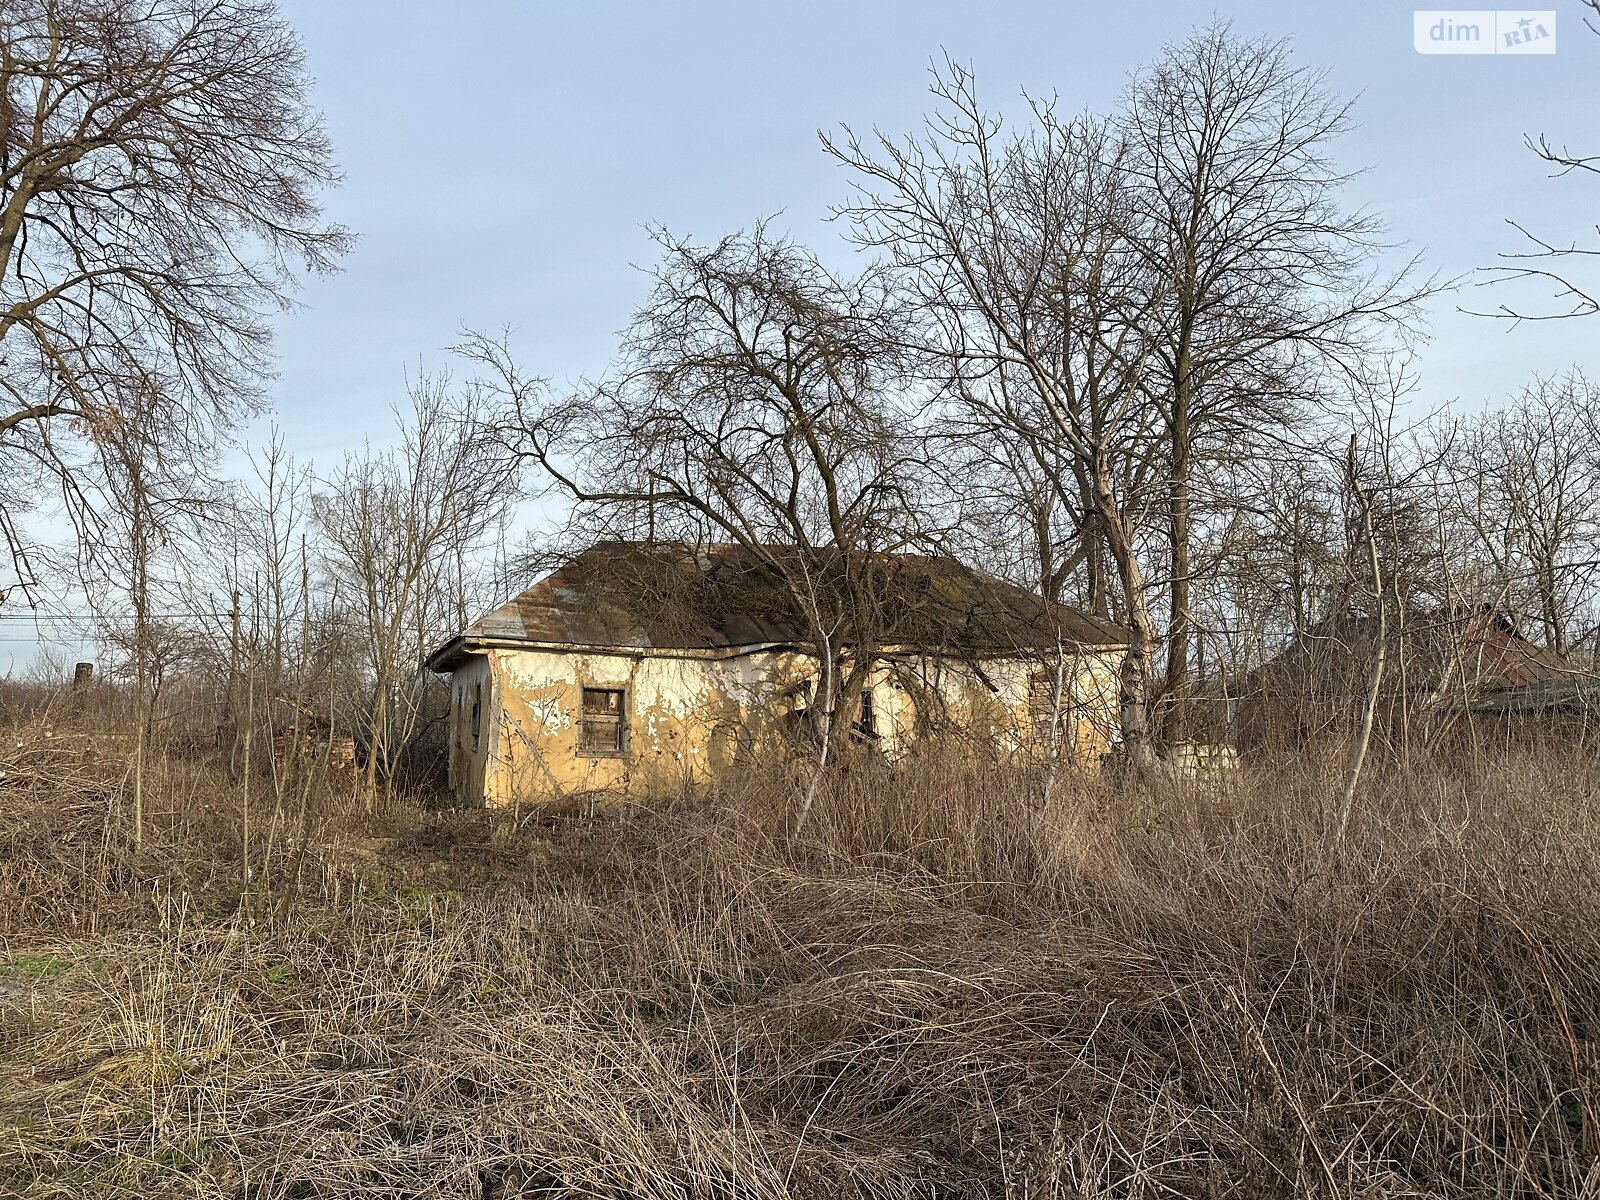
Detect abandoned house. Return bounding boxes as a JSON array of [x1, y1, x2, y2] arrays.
[[424, 542, 1129, 806], [1223, 606, 1600, 749]]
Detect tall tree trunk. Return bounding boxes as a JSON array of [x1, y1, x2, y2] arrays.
[[1291, 552, 1307, 645], [1538, 564, 1567, 657], [227, 588, 242, 776], [1165, 346, 1194, 739], [1092, 452, 1159, 775], [1085, 517, 1109, 619], [1034, 500, 1059, 603], [795, 647, 877, 834], [1329, 443, 1386, 861], [364, 677, 387, 813], [1116, 591, 1160, 775], [822, 653, 876, 766], [1075, 464, 1111, 618], [129, 450, 150, 852]]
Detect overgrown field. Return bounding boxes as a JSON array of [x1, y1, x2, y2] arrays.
[[2, 722, 1598, 1198]]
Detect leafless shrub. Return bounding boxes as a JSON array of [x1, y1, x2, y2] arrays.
[[3, 720, 1598, 1197]]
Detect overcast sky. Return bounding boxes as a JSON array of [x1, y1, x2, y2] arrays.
[[267, 0, 1597, 456], [5, 0, 1597, 670]]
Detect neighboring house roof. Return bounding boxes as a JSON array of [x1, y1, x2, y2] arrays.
[[426, 541, 1127, 671], [1240, 606, 1597, 710], [1468, 673, 1600, 714]]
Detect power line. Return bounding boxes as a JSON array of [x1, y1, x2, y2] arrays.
[[0, 610, 461, 630]]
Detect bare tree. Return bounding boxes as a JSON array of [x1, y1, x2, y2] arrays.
[[935, 420, 1099, 611], [1435, 370, 1600, 658], [0, 0, 350, 598], [466, 227, 934, 822], [1207, 453, 1344, 666], [1471, 2, 1598, 320], [91, 381, 213, 844], [825, 66, 1172, 773], [1328, 434, 1386, 859], [204, 430, 331, 775], [315, 375, 515, 806], [1119, 23, 1428, 732]]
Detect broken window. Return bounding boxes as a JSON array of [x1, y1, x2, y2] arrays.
[[855, 688, 878, 739], [579, 687, 626, 755], [470, 682, 482, 750]]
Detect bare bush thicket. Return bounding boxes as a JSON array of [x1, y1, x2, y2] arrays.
[[2, 722, 1598, 1198], [315, 375, 518, 805], [5, 11, 1600, 1197], [466, 228, 938, 823]]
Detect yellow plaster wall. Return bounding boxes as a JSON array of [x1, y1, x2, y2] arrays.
[[450, 644, 1125, 807], [873, 651, 1122, 766], [463, 647, 818, 806], [446, 654, 494, 805]]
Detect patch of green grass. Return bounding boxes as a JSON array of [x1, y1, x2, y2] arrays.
[[2, 952, 73, 981], [263, 964, 296, 988], [395, 887, 464, 925], [397, 885, 461, 907], [151, 1135, 220, 1172], [201, 886, 246, 922]]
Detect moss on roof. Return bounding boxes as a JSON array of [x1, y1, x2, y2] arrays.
[[428, 541, 1127, 669]]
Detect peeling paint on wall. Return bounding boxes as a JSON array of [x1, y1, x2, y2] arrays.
[[445, 645, 1125, 807]]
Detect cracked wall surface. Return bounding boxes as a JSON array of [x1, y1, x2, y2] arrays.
[[445, 645, 1124, 806]]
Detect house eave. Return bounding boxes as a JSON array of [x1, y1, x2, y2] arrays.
[[423, 635, 476, 673], [425, 636, 814, 672], [425, 634, 1128, 675]]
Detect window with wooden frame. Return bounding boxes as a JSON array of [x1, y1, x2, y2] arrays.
[[579, 687, 627, 755]]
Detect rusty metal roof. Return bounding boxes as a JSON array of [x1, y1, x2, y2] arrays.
[[426, 541, 1128, 670], [1246, 607, 1585, 698]]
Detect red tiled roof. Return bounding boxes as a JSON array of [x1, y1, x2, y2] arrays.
[[1248, 607, 1583, 698]]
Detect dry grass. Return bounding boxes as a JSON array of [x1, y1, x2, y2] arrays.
[[2, 720, 1599, 1197]]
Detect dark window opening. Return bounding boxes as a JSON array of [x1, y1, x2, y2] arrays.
[[580, 687, 626, 755], [470, 682, 482, 750], [780, 681, 819, 744], [855, 688, 878, 739]]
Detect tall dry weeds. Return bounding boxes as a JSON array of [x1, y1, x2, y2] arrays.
[[2, 719, 1598, 1197]]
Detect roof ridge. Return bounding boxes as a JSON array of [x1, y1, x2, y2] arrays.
[[426, 541, 1130, 671]]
